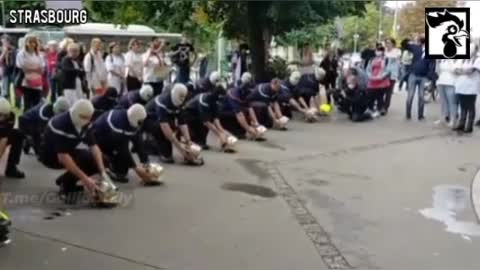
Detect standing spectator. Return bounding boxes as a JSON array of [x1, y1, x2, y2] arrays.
[[436, 59, 458, 127], [61, 43, 86, 106], [405, 35, 436, 121], [55, 37, 74, 97], [83, 38, 107, 96], [16, 35, 45, 111], [366, 46, 391, 117], [105, 42, 126, 95], [125, 38, 143, 91], [231, 43, 249, 86], [0, 35, 19, 107], [453, 43, 480, 133], [143, 37, 167, 96], [361, 42, 376, 69], [46, 40, 59, 102], [320, 50, 338, 104], [171, 36, 196, 84], [384, 38, 401, 114], [399, 38, 413, 91]]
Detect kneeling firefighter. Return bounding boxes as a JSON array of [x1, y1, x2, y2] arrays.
[[92, 104, 159, 184], [144, 83, 204, 165], [38, 99, 117, 205], [19, 97, 70, 155]]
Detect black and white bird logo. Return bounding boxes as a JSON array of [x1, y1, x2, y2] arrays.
[[426, 9, 469, 59]]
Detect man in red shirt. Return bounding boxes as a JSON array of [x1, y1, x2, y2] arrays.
[[46, 40, 59, 102]]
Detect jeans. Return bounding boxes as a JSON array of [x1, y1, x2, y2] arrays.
[[406, 74, 427, 119], [456, 94, 477, 130], [398, 66, 410, 90], [368, 88, 386, 112], [48, 75, 57, 102], [437, 84, 457, 123], [2, 72, 13, 98]]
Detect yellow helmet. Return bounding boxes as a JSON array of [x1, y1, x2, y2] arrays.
[[319, 103, 332, 114]]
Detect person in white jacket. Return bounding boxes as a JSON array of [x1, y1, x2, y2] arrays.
[[436, 59, 458, 127], [453, 43, 480, 133], [105, 42, 126, 95], [83, 38, 107, 96]]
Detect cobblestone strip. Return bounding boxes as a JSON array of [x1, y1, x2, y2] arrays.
[[266, 165, 353, 269]]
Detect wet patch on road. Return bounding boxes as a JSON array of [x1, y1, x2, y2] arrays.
[[221, 182, 277, 198], [419, 185, 480, 238], [236, 159, 271, 180]]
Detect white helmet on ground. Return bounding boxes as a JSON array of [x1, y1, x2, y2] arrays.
[[171, 83, 188, 107], [69, 99, 94, 129], [289, 71, 301, 86], [209, 71, 221, 85], [127, 103, 147, 128], [241, 72, 252, 84], [0, 97, 11, 115], [315, 67, 326, 81], [139, 84, 154, 101], [53, 96, 70, 114]]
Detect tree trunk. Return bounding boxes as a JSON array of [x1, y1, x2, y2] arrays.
[[247, 1, 269, 83]]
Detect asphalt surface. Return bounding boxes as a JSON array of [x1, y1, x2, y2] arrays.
[[1, 91, 480, 270]]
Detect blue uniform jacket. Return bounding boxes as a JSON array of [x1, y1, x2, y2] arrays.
[[224, 84, 252, 114], [184, 92, 220, 123], [146, 93, 185, 124], [117, 90, 145, 109], [246, 83, 279, 105], [21, 102, 54, 127]]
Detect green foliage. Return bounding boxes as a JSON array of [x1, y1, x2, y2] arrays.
[[3, 0, 46, 27], [341, 2, 393, 51], [265, 57, 288, 81], [276, 23, 335, 48]]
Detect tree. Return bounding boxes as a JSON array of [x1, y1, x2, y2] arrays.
[[398, 0, 460, 40], [342, 2, 394, 52], [203, 1, 366, 82], [2, 0, 46, 27]]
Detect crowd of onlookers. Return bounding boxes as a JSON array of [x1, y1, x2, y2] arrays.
[[0, 34, 199, 111]]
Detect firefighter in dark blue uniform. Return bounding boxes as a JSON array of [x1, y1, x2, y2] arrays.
[[0, 98, 25, 178], [117, 84, 154, 109], [183, 84, 232, 151], [246, 78, 287, 129], [92, 104, 153, 183], [219, 72, 261, 139], [193, 71, 221, 97], [279, 71, 313, 119], [144, 83, 201, 165], [91, 87, 119, 120], [19, 97, 70, 155], [297, 67, 326, 112], [38, 99, 107, 203]]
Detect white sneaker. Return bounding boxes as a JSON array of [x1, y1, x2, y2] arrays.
[[371, 111, 380, 118], [448, 121, 455, 128], [434, 120, 443, 126]]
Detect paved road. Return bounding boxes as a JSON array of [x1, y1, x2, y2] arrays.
[[1, 92, 480, 270]]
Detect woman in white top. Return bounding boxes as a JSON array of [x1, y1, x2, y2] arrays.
[[125, 38, 143, 91], [16, 35, 45, 111], [83, 38, 108, 96], [143, 37, 168, 95], [384, 38, 401, 113], [435, 59, 457, 127], [453, 43, 480, 133], [105, 42, 126, 95]]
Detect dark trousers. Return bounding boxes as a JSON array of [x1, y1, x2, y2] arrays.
[[175, 67, 190, 84], [384, 80, 395, 111], [185, 118, 209, 146], [4, 129, 23, 171], [325, 80, 335, 104], [219, 110, 248, 138], [22, 87, 42, 111], [143, 118, 175, 158], [457, 94, 477, 130], [368, 88, 386, 112], [100, 142, 136, 177], [126, 75, 142, 92], [48, 149, 98, 193], [250, 102, 273, 128], [48, 75, 57, 102], [18, 116, 42, 155], [145, 81, 164, 96]]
